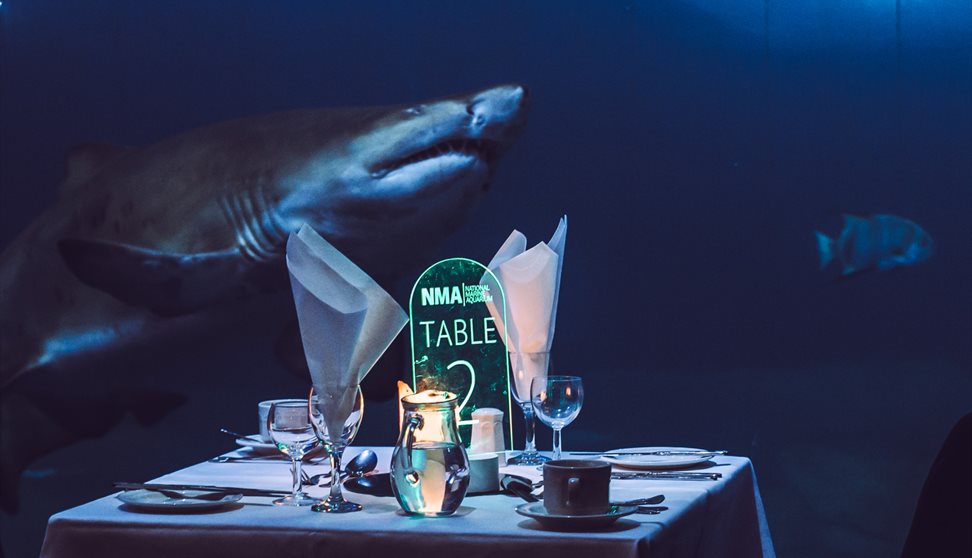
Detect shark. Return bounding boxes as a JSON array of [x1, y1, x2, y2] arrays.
[[0, 84, 529, 512]]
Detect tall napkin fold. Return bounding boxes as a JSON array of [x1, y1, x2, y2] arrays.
[[286, 224, 408, 438], [482, 216, 567, 386]]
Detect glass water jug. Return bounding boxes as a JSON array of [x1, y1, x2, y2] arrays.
[[390, 390, 470, 516]]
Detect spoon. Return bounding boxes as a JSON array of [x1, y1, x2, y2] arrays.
[[303, 449, 378, 486], [501, 475, 539, 502], [614, 495, 665, 506], [635, 505, 669, 515]]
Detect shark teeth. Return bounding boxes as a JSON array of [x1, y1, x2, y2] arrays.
[[372, 139, 495, 178]]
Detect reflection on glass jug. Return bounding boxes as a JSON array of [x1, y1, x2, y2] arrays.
[[390, 390, 470, 516]]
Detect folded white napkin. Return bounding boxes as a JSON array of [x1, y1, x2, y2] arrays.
[[286, 224, 408, 438], [482, 217, 567, 395]]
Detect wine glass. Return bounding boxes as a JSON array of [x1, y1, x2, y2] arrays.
[[267, 400, 321, 506], [507, 351, 551, 465], [308, 385, 365, 513], [531, 375, 584, 461]]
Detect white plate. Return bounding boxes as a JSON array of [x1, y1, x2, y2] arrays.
[[515, 502, 638, 531], [601, 447, 714, 470], [235, 436, 278, 454], [235, 435, 326, 456], [116, 489, 242, 511]]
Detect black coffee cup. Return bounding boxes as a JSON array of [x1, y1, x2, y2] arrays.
[[542, 459, 611, 516]]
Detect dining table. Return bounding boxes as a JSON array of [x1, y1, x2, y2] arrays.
[[39, 446, 775, 558]]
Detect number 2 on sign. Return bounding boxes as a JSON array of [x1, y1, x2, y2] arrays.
[[447, 360, 476, 426]]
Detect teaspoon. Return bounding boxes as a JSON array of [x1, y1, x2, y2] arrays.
[[303, 449, 378, 486]]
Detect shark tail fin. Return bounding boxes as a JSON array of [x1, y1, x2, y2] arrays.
[[815, 231, 836, 270]]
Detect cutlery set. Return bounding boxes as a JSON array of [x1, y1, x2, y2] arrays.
[[114, 482, 288, 498], [572, 450, 727, 458], [118, 440, 725, 512], [612, 471, 723, 481]]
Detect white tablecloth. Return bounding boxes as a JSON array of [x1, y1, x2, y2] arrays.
[[40, 448, 774, 558]]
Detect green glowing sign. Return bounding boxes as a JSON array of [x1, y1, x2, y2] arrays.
[[409, 258, 512, 449]]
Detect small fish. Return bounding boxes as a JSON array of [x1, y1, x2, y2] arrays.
[[815, 214, 933, 276]]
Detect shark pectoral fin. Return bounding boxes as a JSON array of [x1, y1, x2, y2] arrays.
[[58, 238, 253, 317]]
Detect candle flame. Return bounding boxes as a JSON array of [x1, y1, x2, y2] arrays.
[[397, 380, 414, 432]]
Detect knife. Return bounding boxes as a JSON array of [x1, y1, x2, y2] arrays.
[[612, 472, 722, 481], [571, 450, 727, 457], [114, 482, 289, 497]]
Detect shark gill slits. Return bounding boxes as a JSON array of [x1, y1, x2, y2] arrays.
[[256, 185, 289, 247], [218, 195, 251, 262], [241, 190, 274, 258], [221, 190, 280, 264], [234, 198, 264, 263]]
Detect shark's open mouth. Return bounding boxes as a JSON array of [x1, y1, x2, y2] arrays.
[[371, 139, 497, 178]]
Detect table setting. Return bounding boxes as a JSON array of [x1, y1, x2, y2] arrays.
[[40, 219, 775, 558]]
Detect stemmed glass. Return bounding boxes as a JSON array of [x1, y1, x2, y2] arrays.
[[267, 400, 321, 506], [308, 385, 365, 513], [531, 375, 584, 461], [508, 352, 551, 465]]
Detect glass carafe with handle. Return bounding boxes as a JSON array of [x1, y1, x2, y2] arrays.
[[391, 391, 470, 516]]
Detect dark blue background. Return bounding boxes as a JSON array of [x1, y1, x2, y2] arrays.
[[1, 1, 970, 556]]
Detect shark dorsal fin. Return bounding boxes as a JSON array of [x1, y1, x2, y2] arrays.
[[62, 144, 132, 193]]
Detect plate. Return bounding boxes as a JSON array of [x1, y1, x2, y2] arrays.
[[116, 489, 243, 511], [235, 436, 326, 457], [515, 502, 637, 531], [601, 447, 714, 470], [235, 436, 278, 454]]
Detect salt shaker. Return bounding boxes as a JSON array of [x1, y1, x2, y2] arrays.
[[470, 408, 505, 454]]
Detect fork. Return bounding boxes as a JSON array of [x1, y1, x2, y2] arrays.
[[156, 489, 230, 501]]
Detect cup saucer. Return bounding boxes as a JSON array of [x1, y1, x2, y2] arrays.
[[514, 502, 637, 531]]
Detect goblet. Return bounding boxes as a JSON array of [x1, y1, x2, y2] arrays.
[[308, 385, 365, 513], [267, 400, 321, 506], [531, 375, 584, 461], [507, 352, 550, 465]]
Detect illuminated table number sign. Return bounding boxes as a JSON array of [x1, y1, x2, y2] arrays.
[[409, 258, 512, 449]]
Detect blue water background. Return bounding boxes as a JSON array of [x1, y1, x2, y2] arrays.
[[1, 1, 970, 556]]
